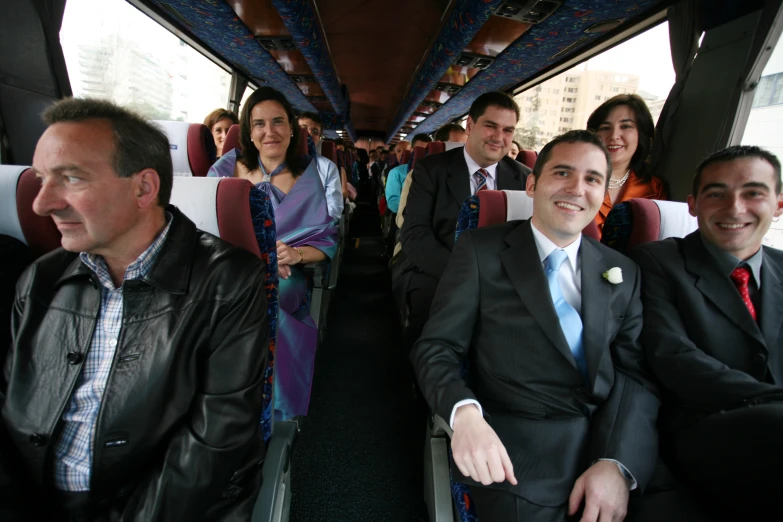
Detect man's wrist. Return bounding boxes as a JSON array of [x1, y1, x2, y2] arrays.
[[453, 403, 482, 429]]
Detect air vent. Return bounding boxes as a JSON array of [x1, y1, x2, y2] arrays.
[[257, 36, 296, 51], [290, 74, 316, 83], [413, 111, 428, 118], [492, 0, 563, 24], [159, 3, 194, 28], [435, 82, 463, 95], [584, 18, 625, 34], [550, 36, 590, 60], [421, 100, 443, 109], [454, 52, 495, 70], [307, 95, 328, 103]]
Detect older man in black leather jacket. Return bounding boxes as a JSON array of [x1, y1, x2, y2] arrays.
[[0, 98, 269, 522]]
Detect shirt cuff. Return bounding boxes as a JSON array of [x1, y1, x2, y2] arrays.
[[597, 459, 638, 491], [450, 400, 483, 430]]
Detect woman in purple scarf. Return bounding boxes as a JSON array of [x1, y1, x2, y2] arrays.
[[208, 87, 337, 419]]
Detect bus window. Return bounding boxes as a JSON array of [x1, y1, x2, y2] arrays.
[[238, 83, 257, 116], [60, 0, 231, 122], [743, 40, 783, 250], [513, 22, 675, 152]]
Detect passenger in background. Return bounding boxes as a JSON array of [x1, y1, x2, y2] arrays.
[[434, 122, 467, 143], [586, 94, 667, 235], [398, 92, 530, 355], [203, 108, 238, 158], [208, 87, 338, 419], [412, 130, 659, 522], [393, 140, 412, 168], [508, 139, 521, 159], [297, 111, 344, 221], [629, 146, 783, 519], [2, 98, 268, 521]]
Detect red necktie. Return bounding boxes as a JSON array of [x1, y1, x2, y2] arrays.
[[730, 266, 757, 322], [474, 168, 488, 193]]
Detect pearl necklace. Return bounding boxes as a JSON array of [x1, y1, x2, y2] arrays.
[[608, 169, 630, 190]]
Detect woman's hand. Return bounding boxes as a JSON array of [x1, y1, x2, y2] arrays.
[[276, 240, 300, 266]]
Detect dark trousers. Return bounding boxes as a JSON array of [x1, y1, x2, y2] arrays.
[[666, 402, 783, 519], [470, 486, 578, 522], [403, 276, 438, 355]]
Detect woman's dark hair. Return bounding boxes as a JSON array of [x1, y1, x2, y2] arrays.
[[203, 108, 238, 130], [239, 87, 303, 177], [586, 94, 655, 182]]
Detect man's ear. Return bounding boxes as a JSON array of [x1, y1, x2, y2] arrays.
[[687, 194, 697, 217], [525, 172, 536, 195], [775, 191, 783, 218], [134, 168, 161, 209]]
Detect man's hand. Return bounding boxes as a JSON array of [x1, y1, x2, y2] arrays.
[[451, 405, 517, 486], [568, 460, 630, 522]]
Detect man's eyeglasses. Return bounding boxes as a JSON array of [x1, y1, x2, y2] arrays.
[[300, 125, 321, 136]]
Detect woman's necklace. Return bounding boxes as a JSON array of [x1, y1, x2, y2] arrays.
[[608, 169, 630, 190], [258, 155, 287, 182]]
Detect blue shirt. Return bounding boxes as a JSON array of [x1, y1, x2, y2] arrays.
[[52, 213, 173, 491], [385, 164, 409, 213]]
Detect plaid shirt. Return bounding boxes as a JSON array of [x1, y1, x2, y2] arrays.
[[53, 215, 172, 491]]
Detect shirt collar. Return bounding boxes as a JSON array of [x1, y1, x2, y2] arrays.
[[463, 146, 498, 180], [530, 221, 581, 271], [701, 234, 763, 287], [80, 212, 174, 289]]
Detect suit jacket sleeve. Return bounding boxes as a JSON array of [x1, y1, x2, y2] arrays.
[[120, 264, 269, 521], [588, 262, 660, 490], [631, 245, 781, 409], [410, 231, 480, 421], [400, 160, 455, 278]]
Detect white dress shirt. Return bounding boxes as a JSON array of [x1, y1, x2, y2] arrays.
[[315, 155, 344, 222], [463, 147, 498, 193]]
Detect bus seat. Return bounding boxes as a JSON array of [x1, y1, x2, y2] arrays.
[[412, 146, 427, 169], [455, 190, 599, 244], [516, 149, 537, 170], [321, 141, 337, 164], [153, 120, 216, 177], [400, 149, 412, 166], [427, 142, 445, 156], [444, 141, 464, 151], [223, 124, 241, 156], [0, 165, 61, 255], [602, 199, 697, 254], [169, 177, 295, 522]]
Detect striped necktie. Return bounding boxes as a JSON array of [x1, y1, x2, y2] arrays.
[[474, 168, 488, 193]]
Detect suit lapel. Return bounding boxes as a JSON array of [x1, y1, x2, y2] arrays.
[[496, 159, 521, 190], [579, 239, 611, 391], [760, 248, 783, 350], [446, 149, 471, 209], [500, 221, 578, 369], [684, 233, 765, 345]]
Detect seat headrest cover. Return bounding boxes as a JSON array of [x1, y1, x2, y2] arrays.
[[15, 168, 62, 253], [170, 177, 220, 237], [0, 165, 27, 244], [215, 178, 262, 258], [517, 150, 538, 170], [427, 142, 445, 156], [444, 142, 464, 151], [187, 123, 216, 177], [504, 190, 535, 221], [298, 127, 309, 157], [154, 120, 195, 177], [401, 149, 412, 165], [654, 199, 698, 240], [321, 141, 337, 163], [477, 190, 508, 228], [412, 146, 427, 168], [223, 124, 241, 157]]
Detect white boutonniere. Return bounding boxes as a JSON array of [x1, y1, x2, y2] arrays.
[[603, 267, 623, 284]]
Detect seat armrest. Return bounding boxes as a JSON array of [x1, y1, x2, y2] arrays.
[[303, 261, 330, 288], [430, 413, 453, 438], [252, 420, 298, 522]]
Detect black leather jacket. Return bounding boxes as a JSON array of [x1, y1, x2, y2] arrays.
[[1, 207, 269, 521]]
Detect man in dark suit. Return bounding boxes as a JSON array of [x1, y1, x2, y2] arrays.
[[398, 92, 530, 352], [412, 130, 659, 521], [629, 145, 783, 518]]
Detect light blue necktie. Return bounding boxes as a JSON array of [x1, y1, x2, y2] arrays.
[[545, 249, 589, 384]]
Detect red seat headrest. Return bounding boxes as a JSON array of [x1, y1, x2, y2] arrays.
[[427, 142, 445, 156], [223, 124, 241, 157]]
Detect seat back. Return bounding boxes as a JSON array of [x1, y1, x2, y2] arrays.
[[170, 177, 278, 442], [602, 198, 698, 254], [0, 165, 61, 255], [153, 121, 216, 177], [444, 141, 464, 151], [516, 149, 538, 170], [223, 124, 241, 156], [411, 146, 427, 169], [427, 142, 446, 156], [456, 189, 600, 243], [400, 149, 412, 166], [321, 141, 337, 164]]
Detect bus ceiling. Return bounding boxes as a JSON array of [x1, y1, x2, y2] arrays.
[[0, 0, 779, 170]]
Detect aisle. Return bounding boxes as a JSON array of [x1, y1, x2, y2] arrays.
[[289, 199, 429, 521]]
